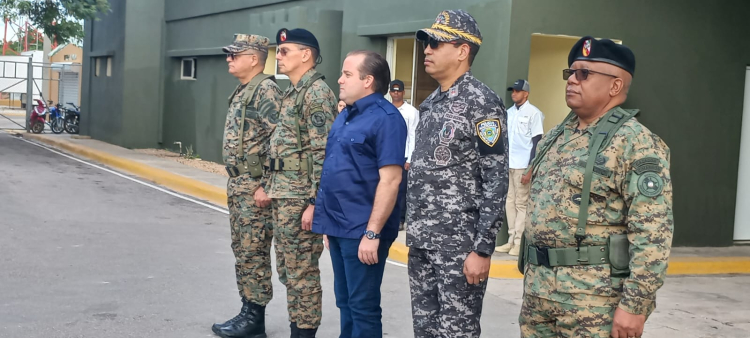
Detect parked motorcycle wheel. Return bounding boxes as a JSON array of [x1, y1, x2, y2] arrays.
[[31, 121, 44, 134], [64, 118, 79, 134], [51, 117, 65, 134]]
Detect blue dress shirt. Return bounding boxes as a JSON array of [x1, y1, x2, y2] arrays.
[[312, 92, 407, 240]]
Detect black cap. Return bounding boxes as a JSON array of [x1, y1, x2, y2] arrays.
[[507, 79, 530, 92], [389, 80, 405, 92], [568, 36, 635, 76], [276, 28, 320, 51]]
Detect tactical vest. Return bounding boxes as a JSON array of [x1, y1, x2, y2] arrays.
[[225, 73, 275, 178], [268, 72, 326, 192], [518, 107, 638, 284]]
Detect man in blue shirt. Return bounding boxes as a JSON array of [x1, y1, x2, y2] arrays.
[[312, 50, 407, 338]]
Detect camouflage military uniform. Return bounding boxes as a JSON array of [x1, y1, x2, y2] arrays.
[[519, 111, 674, 337], [222, 36, 282, 308], [406, 70, 509, 338], [266, 67, 337, 329]]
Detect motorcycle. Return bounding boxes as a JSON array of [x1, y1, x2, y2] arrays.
[[29, 99, 65, 134], [64, 102, 80, 134]]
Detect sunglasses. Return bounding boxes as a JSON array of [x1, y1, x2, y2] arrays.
[[278, 47, 310, 56], [562, 68, 618, 81], [420, 37, 459, 50], [226, 52, 254, 60]]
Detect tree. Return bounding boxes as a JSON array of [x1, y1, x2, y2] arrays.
[[1, 0, 110, 45]]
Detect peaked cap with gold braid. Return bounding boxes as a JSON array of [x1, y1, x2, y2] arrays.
[[416, 9, 483, 47]]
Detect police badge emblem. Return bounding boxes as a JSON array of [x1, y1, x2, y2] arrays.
[[476, 119, 501, 147]]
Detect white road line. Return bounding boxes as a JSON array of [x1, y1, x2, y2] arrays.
[[16, 136, 229, 215], [15, 135, 408, 268]]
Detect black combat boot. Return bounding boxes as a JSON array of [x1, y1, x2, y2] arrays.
[[212, 298, 250, 332], [298, 328, 317, 338], [212, 301, 266, 338], [290, 322, 317, 338], [290, 322, 300, 338]]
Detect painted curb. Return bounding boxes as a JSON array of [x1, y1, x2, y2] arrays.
[[13, 132, 750, 279], [1, 112, 26, 117], [16, 132, 228, 207], [389, 242, 750, 279]]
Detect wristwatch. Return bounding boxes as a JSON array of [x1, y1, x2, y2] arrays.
[[308, 197, 316, 206], [364, 230, 381, 240]]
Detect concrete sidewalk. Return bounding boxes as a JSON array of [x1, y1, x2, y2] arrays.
[[9, 131, 750, 279]]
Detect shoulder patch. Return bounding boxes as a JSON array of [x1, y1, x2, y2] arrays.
[[311, 111, 327, 127], [476, 119, 501, 147], [633, 157, 662, 174], [637, 172, 664, 197]]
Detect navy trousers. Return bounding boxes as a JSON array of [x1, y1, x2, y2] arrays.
[[328, 236, 394, 338]]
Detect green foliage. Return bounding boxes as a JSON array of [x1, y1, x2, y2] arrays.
[[1, 0, 110, 44]]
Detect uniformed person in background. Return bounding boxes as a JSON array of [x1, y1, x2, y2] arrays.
[[212, 34, 281, 338], [265, 28, 337, 338], [518, 36, 674, 338], [407, 10, 509, 338]]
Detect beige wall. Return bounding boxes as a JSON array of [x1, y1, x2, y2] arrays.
[[527, 34, 578, 132], [48, 44, 83, 105], [394, 38, 415, 102]]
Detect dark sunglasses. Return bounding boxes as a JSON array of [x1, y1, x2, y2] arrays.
[[562, 68, 618, 81], [420, 37, 459, 50], [226, 52, 254, 60], [278, 47, 309, 56]]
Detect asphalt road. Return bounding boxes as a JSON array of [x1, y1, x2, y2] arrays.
[[2, 132, 750, 338]]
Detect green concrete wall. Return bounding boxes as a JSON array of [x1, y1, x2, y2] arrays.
[[506, 0, 750, 246], [340, 0, 513, 98], [120, 0, 165, 149], [161, 0, 343, 163], [81, 0, 126, 144]]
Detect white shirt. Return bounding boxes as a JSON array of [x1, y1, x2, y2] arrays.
[[396, 102, 420, 162], [507, 100, 544, 169]]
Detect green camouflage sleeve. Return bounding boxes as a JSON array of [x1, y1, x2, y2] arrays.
[[618, 128, 674, 316], [254, 80, 282, 190], [303, 81, 337, 198]]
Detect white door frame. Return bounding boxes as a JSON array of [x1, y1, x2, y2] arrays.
[[734, 66, 750, 240]]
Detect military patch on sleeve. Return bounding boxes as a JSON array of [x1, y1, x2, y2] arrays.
[[311, 111, 327, 127], [476, 119, 501, 146], [633, 157, 662, 174], [476, 119, 504, 155], [637, 172, 664, 197]]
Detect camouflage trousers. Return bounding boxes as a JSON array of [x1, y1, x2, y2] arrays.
[[228, 193, 274, 306], [272, 198, 324, 329], [408, 248, 487, 338], [519, 294, 617, 338]]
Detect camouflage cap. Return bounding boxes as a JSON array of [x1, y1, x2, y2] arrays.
[[222, 34, 270, 54], [416, 10, 483, 46]]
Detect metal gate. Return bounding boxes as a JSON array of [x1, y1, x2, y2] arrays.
[[0, 56, 73, 131]]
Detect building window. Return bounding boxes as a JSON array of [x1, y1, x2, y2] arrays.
[[265, 47, 288, 79], [106, 57, 112, 77], [64, 55, 70, 61], [181, 58, 197, 80], [95, 58, 101, 77]]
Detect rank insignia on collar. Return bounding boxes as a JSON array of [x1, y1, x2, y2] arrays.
[[476, 119, 501, 147], [449, 87, 458, 98]]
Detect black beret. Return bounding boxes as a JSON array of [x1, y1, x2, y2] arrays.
[[276, 28, 320, 51], [568, 36, 635, 76]]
